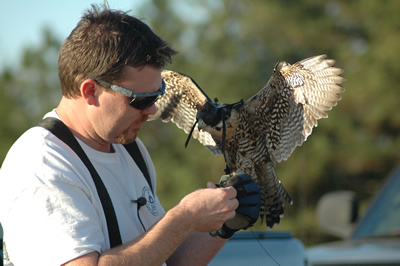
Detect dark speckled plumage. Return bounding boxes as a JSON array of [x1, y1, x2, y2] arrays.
[[149, 55, 345, 228]]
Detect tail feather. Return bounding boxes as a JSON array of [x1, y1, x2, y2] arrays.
[[257, 161, 292, 228]]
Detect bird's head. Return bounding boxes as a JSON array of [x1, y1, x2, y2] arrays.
[[197, 101, 220, 131], [184, 98, 243, 149], [197, 99, 244, 137]]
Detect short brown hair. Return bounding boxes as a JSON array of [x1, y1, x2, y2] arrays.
[[58, 4, 177, 98]]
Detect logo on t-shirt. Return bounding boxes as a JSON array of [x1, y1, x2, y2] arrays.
[[142, 186, 158, 216]]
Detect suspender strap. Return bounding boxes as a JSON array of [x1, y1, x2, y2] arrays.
[[37, 117, 122, 248], [123, 142, 153, 193]]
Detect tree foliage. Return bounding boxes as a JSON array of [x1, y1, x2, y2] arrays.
[[0, 28, 61, 161], [1, 0, 399, 245], [136, 0, 400, 244]]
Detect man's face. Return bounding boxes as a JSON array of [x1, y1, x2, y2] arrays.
[[92, 65, 162, 145]]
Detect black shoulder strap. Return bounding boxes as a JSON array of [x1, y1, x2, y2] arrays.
[[123, 142, 153, 193], [36, 117, 122, 248]]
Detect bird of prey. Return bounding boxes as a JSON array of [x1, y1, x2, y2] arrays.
[[149, 54, 345, 228]]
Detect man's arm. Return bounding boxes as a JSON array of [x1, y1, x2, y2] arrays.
[[63, 184, 237, 265], [167, 173, 262, 265], [166, 230, 228, 265], [166, 182, 228, 265]]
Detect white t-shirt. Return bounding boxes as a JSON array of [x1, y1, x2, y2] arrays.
[[0, 111, 165, 265]]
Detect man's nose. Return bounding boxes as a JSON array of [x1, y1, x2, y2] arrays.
[[141, 103, 157, 115]]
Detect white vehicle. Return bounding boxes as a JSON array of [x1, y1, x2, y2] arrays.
[[307, 164, 400, 265]]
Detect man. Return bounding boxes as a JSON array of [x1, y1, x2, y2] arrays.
[[0, 5, 258, 265]]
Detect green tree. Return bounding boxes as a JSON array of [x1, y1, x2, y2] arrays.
[[1, 0, 399, 246], [136, 0, 400, 245], [0, 28, 61, 163]]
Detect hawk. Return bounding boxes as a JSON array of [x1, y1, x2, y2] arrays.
[[149, 54, 345, 228]]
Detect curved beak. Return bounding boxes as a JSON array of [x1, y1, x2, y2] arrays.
[[197, 119, 206, 131]]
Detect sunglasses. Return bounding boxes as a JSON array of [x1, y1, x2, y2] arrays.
[[95, 79, 166, 110]]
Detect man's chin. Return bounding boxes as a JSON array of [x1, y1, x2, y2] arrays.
[[115, 131, 137, 144]]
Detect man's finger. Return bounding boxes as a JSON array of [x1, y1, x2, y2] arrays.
[[221, 186, 237, 199], [207, 182, 217, 188]]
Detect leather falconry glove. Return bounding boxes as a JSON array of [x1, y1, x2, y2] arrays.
[[211, 172, 261, 239]]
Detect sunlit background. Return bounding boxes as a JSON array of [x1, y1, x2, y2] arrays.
[[1, 0, 400, 246]]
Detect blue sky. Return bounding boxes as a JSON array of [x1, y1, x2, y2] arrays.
[[0, 0, 145, 70]]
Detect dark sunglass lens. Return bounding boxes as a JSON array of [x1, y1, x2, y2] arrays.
[[130, 95, 159, 110]]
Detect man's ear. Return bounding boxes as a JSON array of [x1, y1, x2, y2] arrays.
[[80, 79, 98, 105]]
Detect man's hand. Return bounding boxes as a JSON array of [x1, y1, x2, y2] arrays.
[[177, 183, 239, 233], [211, 173, 261, 239]]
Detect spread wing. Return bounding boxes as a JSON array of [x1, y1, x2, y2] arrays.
[[244, 54, 345, 162], [148, 70, 221, 155]]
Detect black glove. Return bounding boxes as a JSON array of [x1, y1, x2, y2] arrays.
[[211, 172, 261, 239]]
